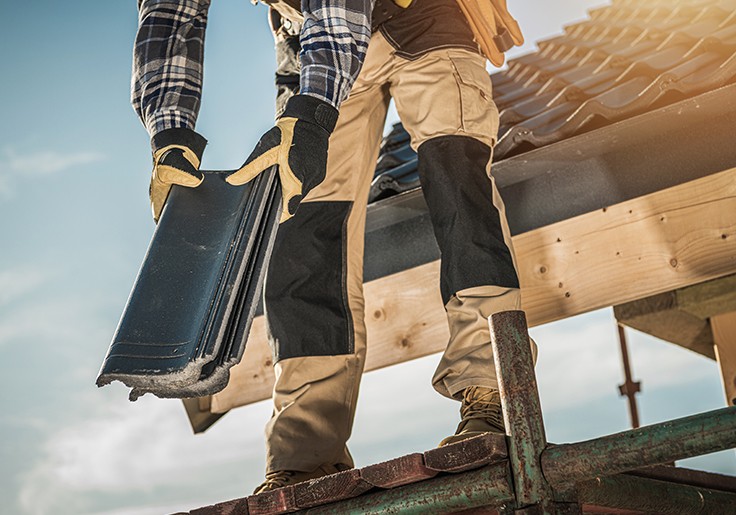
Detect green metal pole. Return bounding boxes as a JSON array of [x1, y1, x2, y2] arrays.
[[542, 406, 736, 487], [302, 463, 514, 514], [576, 473, 736, 514], [490, 310, 556, 511]]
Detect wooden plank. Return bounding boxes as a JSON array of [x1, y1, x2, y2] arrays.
[[679, 274, 736, 320], [711, 312, 736, 407], [182, 397, 225, 434], [614, 273, 736, 359], [190, 497, 250, 515], [247, 485, 297, 515], [423, 433, 508, 473], [614, 291, 715, 358], [360, 453, 437, 489], [293, 469, 372, 509], [208, 167, 736, 414]]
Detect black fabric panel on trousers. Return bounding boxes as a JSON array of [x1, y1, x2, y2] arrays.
[[417, 135, 519, 305], [265, 201, 354, 361]]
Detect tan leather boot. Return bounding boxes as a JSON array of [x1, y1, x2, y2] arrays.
[[252, 463, 347, 495], [439, 386, 505, 446]]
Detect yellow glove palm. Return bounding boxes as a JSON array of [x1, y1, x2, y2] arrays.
[[148, 128, 207, 223], [226, 118, 303, 223], [226, 95, 339, 223]]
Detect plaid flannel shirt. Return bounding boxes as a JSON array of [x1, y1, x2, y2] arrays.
[[299, 0, 374, 108], [132, 0, 373, 137]]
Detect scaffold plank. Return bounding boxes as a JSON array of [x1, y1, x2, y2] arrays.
[[360, 453, 437, 489], [423, 433, 507, 473], [303, 462, 515, 515], [293, 469, 371, 509]]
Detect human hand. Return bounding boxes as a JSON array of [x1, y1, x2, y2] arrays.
[[226, 95, 339, 223]]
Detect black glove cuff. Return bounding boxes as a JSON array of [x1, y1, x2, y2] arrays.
[[281, 94, 339, 134], [151, 128, 208, 159]]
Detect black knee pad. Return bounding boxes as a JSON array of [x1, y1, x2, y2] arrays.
[[417, 135, 519, 304], [265, 201, 355, 361]]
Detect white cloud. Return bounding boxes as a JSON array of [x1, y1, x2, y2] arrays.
[[0, 266, 49, 307], [18, 396, 271, 515], [531, 310, 717, 414], [532, 310, 623, 412], [0, 295, 99, 348], [1, 148, 105, 177], [0, 147, 105, 199]]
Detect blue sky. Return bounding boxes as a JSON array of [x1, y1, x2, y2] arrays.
[[1, 1, 733, 514]]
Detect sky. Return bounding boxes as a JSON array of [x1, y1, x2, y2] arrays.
[[1, 1, 734, 514]]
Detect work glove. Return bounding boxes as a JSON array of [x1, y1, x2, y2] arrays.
[[149, 128, 207, 223], [226, 95, 339, 223]]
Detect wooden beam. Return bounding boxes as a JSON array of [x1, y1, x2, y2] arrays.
[[614, 273, 736, 358], [182, 396, 225, 433], [614, 291, 715, 358], [678, 274, 736, 320], [711, 312, 736, 407], [207, 167, 736, 416]]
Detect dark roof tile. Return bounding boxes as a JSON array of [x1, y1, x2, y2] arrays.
[[369, 0, 736, 202]]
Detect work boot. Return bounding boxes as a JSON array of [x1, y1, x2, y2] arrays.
[[252, 463, 347, 495], [439, 386, 505, 446], [149, 128, 207, 222]]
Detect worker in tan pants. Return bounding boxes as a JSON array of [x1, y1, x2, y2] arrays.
[[255, 0, 532, 492]]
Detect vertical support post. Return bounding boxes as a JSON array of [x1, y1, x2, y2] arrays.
[[490, 310, 555, 512], [711, 311, 736, 407], [615, 322, 641, 428]]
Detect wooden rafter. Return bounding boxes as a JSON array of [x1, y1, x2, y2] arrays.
[[197, 167, 736, 420]]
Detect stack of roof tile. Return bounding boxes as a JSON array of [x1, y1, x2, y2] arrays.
[[370, 0, 736, 203], [97, 170, 281, 400]]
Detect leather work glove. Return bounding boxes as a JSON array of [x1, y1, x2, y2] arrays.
[[149, 128, 207, 223], [226, 95, 339, 223]]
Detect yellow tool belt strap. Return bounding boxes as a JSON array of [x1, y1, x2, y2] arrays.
[[455, 0, 523, 66], [262, 0, 413, 20]]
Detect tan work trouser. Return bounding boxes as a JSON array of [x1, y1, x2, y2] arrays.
[[263, 31, 525, 473]]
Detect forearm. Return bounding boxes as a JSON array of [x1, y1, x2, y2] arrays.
[[299, 0, 374, 108], [131, 0, 211, 138]]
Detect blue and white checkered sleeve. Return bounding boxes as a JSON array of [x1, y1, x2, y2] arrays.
[[299, 0, 374, 109]]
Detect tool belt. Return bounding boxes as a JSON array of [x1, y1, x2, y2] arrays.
[[262, 0, 415, 30], [259, 0, 301, 26], [455, 0, 523, 66]]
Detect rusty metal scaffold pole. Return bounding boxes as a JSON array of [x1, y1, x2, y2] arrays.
[[541, 405, 736, 487], [616, 322, 641, 429], [490, 310, 563, 514], [488, 310, 736, 514]]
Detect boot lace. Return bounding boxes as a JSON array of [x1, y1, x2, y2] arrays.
[[457, 386, 505, 433], [256, 470, 295, 492]]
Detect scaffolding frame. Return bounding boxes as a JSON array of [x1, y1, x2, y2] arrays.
[[302, 311, 736, 514]]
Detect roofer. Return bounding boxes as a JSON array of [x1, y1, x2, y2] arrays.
[[131, 0, 371, 222], [225, 0, 536, 493]]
